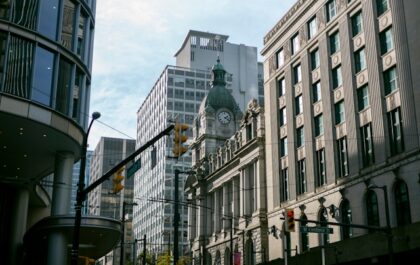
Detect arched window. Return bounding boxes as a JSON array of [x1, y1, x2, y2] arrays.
[[318, 207, 329, 245], [215, 251, 221, 265], [340, 200, 352, 239], [394, 180, 411, 226], [245, 239, 255, 265], [224, 248, 231, 265], [300, 213, 309, 252], [206, 252, 212, 265], [366, 190, 380, 229]]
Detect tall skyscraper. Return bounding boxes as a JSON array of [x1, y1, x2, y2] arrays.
[[0, 1, 102, 264], [262, 0, 420, 263], [133, 30, 262, 258]]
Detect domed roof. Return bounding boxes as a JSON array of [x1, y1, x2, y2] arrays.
[[198, 59, 241, 114]]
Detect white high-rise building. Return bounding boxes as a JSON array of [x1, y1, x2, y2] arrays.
[[133, 30, 262, 257]]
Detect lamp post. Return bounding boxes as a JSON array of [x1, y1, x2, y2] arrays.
[[368, 184, 394, 265], [71, 111, 101, 265], [121, 202, 138, 265]]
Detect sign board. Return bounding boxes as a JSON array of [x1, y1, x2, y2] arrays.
[[300, 226, 333, 234], [127, 159, 141, 179], [234, 252, 241, 265]]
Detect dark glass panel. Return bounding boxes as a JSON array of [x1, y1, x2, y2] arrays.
[[32, 46, 54, 106], [38, 0, 59, 40], [12, 0, 38, 30], [56, 58, 72, 114]]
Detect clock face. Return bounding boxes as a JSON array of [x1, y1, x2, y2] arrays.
[[218, 111, 231, 125]]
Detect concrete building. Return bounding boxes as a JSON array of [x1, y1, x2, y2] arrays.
[[133, 30, 262, 259], [185, 60, 267, 265], [261, 0, 420, 264], [88, 137, 136, 265], [70, 150, 93, 214]]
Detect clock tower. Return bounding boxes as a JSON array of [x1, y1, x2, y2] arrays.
[[191, 58, 242, 164]]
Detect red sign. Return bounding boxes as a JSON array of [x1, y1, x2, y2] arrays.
[[234, 252, 241, 265]]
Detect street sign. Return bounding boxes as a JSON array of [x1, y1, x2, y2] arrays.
[[300, 226, 333, 234], [127, 159, 141, 179]]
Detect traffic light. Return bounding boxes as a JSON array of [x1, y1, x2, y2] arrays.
[[172, 122, 189, 157], [286, 208, 295, 232], [112, 167, 125, 194]]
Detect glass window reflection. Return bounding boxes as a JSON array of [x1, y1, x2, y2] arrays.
[[77, 12, 86, 58], [72, 69, 83, 121], [32, 46, 55, 106], [61, 0, 75, 50], [38, 0, 59, 40], [13, 0, 38, 30], [56, 58, 72, 114], [0, 0, 11, 20]]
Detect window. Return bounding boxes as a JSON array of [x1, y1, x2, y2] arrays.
[[388, 107, 404, 155], [337, 137, 349, 177], [332, 66, 342, 89], [329, 31, 340, 54], [394, 180, 411, 226], [313, 82, 322, 103], [174, 89, 184, 99], [291, 33, 300, 55], [357, 85, 370, 111], [380, 27, 394, 55], [315, 114, 324, 137], [340, 200, 352, 239], [295, 95, 303, 115], [326, 0, 337, 22], [280, 168, 289, 202], [38, 0, 59, 40], [297, 127, 304, 147], [384, 67, 398, 95], [376, 0, 389, 16], [293, 64, 302, 85], [185, 91, 194, 100], [354, 48, 366, 73], [276, 49, 284, 68], [278, 78, 286, 96], [366, 190, 380, 228], [280, 137, 288, 157], [308, 16, 318, 39], [32, 46, 55, 106], [279, 108, 287, 126], [351, 11, 363, 37], [361, 123, 375, 167], [311, 49, 320, 70], [56, 58, 72, 115], [316, 149, 326, 187], [300, 214, 309, 252], [335, 100, 345, 124], [296, 159, 307, 195], [61, 0, 76, 50]]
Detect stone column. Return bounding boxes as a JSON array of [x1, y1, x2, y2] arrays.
[[47, 152, 74, 265], [9, 188, 29, 265]]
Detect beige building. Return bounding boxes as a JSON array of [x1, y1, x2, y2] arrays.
[[186, 61, 268, 265], [262, 0, 420, 264]]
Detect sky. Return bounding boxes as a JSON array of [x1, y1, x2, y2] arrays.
[[88, 0, 296, 149]]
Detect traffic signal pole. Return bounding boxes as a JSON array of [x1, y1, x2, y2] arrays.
[[174, 169, 180, 265]]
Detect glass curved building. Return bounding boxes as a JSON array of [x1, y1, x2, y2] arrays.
[[0, 1, 119, 264]]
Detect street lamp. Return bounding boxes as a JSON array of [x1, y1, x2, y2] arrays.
[[71, 111, 101, 265], [367, 184, 394, 265], [121, 202, 138, 265]]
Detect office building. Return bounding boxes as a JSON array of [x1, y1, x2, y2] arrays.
[[133, 30, 262, 258], [70, 150, 93, 214], [262, 0, 420, 264]]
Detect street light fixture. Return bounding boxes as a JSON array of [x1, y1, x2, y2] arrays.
[[121, 201, 138, 265], [71, 111, 101, 265], [367, 184, 394, 265]]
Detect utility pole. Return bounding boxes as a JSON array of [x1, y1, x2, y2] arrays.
[[121, 202, 126, 265], [143, 234, 147, 265], [174, 169, 180, 265]]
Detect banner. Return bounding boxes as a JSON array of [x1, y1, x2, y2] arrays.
[[234, 252, 241, 265]]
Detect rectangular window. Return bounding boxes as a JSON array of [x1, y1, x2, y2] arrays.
[[337, 137, 349, 177], [351, 11, 363, 37], [388, 108, 404, 155], [332, 66, 342, 89], [357, 85, 370, 111], [361, 123, 375, 167], [280, 168, 289, 202], [376, 0, 389, 16], [311, 49, 320, 71], [280, 137, 288, 157], [329, 31, 340, 54], [316, 149, 326, 187], [354, 48, 366, 73], [384, 67, 398, 95], [308, 16, 318, 39], [297, 127, 304, 147], [277, 49, 284, 68], [291, 33, 300, 55], [335, 100, 345, 124], [326, 0, 337, 22], [297, 159, 307, 195], [315, 114, 324, 137], [295, 95, 303, 115], [293, 64, 302, 85], [278, 78, 286, 96], [279, 108, 287, 126], [313, 81, 322, 103], [380, 27, 394, 55]]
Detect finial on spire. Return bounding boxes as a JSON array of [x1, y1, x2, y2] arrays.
[[217, 56, 220, 63]]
